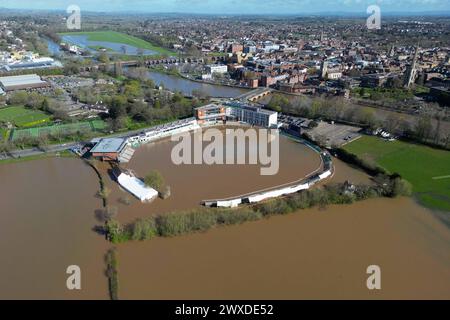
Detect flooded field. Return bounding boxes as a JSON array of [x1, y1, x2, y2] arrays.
[[118, 197, 450, 300], [61, 35, 157, 56], [0, 132, 448, 299], [103, 132, 323, 223], [0, 158, 109, 299]]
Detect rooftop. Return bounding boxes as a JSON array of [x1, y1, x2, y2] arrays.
[[0, 74, 47, 89], [91, 138, 127, 154]]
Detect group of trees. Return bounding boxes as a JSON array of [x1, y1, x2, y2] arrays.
[[268, 94, 380, 129], [102, 78, 199, 131], [73, 74, 198, 132], [8, 91, 52, 113], [355, 87, 415, 102], [144, 170, 164, 191], [105, 248, 119, 300], [144, 170, 171, 199], [104, 176, 412, 244], [267, 93, 450, 148]]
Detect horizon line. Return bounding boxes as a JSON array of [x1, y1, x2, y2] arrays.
[[1, 7, 450, 17]]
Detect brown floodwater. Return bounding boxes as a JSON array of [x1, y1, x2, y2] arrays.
[[0, 132, 448, 299], [102, 131, 324, 223], [118, 197, 450, 300], [0, 158, 110, 300]]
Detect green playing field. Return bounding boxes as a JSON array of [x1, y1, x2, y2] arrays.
[[344, 136, 450, 212], [0, 106, 51, 128], [11, 120, 106, 141]]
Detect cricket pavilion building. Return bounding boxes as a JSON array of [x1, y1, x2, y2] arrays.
[[195, 102, 278, 128], [90, 138, 135, 163]]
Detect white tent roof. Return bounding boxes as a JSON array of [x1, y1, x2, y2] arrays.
[[117, 173, 158, 202]]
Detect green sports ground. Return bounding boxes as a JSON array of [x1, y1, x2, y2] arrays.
[[0, 106, 51, 128], [344, 136, 450, 212], [10, 120, 106, 141]]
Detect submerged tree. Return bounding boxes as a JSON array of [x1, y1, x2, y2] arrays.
[[144, 170, 165, 191], [105, 248, 119, 300]]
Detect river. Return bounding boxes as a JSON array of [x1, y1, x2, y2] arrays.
[[0, 130, 448, 299], [47, 37, 247, 98], [145, 71, 248, 98], [46, 38, 62, 57]]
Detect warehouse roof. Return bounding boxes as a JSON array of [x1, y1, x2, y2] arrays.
[[0, 74, 48, 90]]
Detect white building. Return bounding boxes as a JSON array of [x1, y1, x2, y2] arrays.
[[227, 104, 278, 128], [327, 71, 343, 80], [207, 64, 228, 74]]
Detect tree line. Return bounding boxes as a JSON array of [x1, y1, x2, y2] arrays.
[[267, 94, 450, 149], [103, 176, 412, 244]]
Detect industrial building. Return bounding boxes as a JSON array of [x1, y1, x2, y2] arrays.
[[90, 138, 135, 163], [1, 57, 61, 72], [195, 102, 278, 128], [0, 74, 49, 92]]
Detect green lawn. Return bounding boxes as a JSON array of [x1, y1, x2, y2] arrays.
[[11, 120, 106, 141], [344, 136, 450, 212], [0, 106, 51, 128], [59, 31, 175, 56]]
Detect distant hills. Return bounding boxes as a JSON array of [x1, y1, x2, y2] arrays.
[[0, 7, 449, 18]]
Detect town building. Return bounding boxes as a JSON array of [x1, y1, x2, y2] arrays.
[[90, 138, 135, 163], [430, 87, 450, 106], [195, 102, 278, 128], [230, 43, 244, 54], [361, 73, 389, 88], [0, 74, 49, 92], [195, 104, 227, 124], [207, 64, 228, 74]]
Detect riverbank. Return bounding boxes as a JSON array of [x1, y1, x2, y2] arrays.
[[179, 73, 253, 91], [148, 66, 253, 91]]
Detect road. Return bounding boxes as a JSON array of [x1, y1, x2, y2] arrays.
[[0, 143, 79, 161]]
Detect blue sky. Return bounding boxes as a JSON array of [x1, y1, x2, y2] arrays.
[[1, 0, 449, 14]]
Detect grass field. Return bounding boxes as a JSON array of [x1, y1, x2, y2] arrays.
[[11, 120, 106, 141], [59, 31, 175, 56], [0, 106, 51, 128], [344, 136, 450, 212]]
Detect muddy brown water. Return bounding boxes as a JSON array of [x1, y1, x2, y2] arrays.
[[118, 197, 450, 300], [104, 131, 323, 223], [0, 134, 448, 299], [0, 158, 109, 300]]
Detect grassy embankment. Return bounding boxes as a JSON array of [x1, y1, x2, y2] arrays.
[[59, 31, 176, 57], [344, 136, 450, 212]]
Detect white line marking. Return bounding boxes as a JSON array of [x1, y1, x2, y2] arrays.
[[432, 175, 450, 180]]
